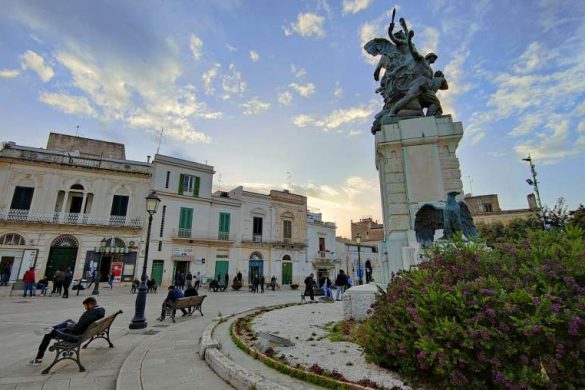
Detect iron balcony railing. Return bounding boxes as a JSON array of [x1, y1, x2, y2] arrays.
[[0, 209, 143, 228], [172, 228, 234, 242]]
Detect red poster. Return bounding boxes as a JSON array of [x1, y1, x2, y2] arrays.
[[111, 262, 123, 280]]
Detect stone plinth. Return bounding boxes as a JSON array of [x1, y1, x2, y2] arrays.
[[342, 283, 381, 320], [375, 115, 464, 275]]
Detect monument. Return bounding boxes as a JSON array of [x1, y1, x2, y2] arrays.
[[365, 9, 471, 274]]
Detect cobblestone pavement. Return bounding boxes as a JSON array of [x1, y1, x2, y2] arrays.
[[0, 286, 301, 390]]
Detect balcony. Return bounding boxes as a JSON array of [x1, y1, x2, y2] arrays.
[[0, 209, 143, 228], [171, 228, 235, 244], [313, 250, 337, 265], [253, 234, 263, 243]]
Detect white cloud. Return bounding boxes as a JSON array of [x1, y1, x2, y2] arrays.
[[358, 20, 383, 65], [513, 42, 555, 74], [334, 81, 343, 98], [0, 69, 20, 78], [239, 98, 271, 115], [418, 27, 440, 55], [283, 13, 325, 37], [342, 0, 372, 15], [221, 63, 247, 99], [20, 50, 54, 82], [277, 91, 293, 105], [189, 34, 203, 61], [226, 44, 237, 52], [202, 63, 221, 95], [292, 103, 375, 131], [39, 92, 96, 117], [291, 64, 307, 78], [249, 50, 260, 62], [348, 129, 361, 136], [289, 82, 316, 97]]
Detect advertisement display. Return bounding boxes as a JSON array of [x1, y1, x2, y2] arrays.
[[18, 249, 38, 279], [111, 262, 123, 281]]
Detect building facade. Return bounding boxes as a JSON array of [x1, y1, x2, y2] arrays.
[[464, 193, 538, 226], [335, 237, 380, 284], [305, 212, 337, 280], [0, 134, 150, 284], [350, 217, 384, 241]]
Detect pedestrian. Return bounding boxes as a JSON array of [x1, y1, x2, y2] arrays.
[[157, 286, 187, 321], [321, 275, 332, 298], [131, 279, 139, 294], [270, 276, 277, 291], [23, 267, 36, 297], [184, 283, 198, 314], [259, 275, 265, 293], [253, 274, 259, 293], [224, 273, 229, 290], [347, 275, 353, 289], [28, 297, 105, 366], [62, 268, 73, 299], [194, 272, 201, 290], [1, 262, 11, 286], [236, 271, 242, 282], [146, 278, 157, 293], [303, 273, 315, 301], [108, 272, 114, 289], [335, 270, 348, 301], [51, 270, 64, 296], [37, 276, 48, 296], [186, 271, 193, 285]]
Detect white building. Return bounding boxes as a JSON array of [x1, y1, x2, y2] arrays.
[[142, 154, 308, 287], [335, 237, 380, 284], [305, 211, 337, 280], [0, 134, 150, 284]]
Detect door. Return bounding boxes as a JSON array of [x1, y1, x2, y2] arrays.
[[99, 255, 113, 282], [282, 262, 292, 285], [151, 260, 164, 286], [172, 261, 189, 283], [249, 260, 264, 283], [0, 256, 14, 281], [214, 260, 229, 283], [46, 247, 78, 280]]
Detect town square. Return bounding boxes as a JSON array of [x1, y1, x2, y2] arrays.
[[0, 1, 584, 389]]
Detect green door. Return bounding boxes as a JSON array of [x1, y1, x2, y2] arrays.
[[46, 247, 78, 280], [214, 260, 229, 283], [151, 260, 164, 286], [282, 262, 292, 285]]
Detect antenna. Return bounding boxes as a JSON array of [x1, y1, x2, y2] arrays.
[[218, 174, 223, 192], [75, 125, 80, 137], [286, 171, 292, 190], [156, 128, 164, 154]]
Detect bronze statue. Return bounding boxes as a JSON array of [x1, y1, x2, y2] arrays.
[[364, 8, 449, 133]]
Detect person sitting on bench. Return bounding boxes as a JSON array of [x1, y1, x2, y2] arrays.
[[183, 283, 198, 314], [157, 286, 187, 321], [29, 297, 105, 366]]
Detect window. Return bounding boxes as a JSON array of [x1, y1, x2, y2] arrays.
[[319, 237, 325, 252], [10, 186, 34, 210], [159, 205, 166, 237], [483, 203, 493, 213], [283, 220, 292, 243], [158, 241, 162, 252], [219, 212, 231, 240], [0, 233, 25, 245], [110, 195, 129, 216], [178, 207, 193, 238], [165, 171, 170, 189], [178, 174, 200, 197], [253, 217, 263, 242]]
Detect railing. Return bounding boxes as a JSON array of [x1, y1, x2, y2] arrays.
[[172, 229, 234, 242], [316, 250, 334, 260], [218, 231, 230, 241], [253, 234, 263, 243], [177, 228, 192, 238], [283, 237, 291, 244], [0, 209, 143, 228]]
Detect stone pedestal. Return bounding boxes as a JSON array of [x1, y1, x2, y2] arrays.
[[375, 115, 464, 275], [342, 283, 381, 320]]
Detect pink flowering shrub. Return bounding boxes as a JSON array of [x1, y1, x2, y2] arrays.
[[362, 228, 585, 389]]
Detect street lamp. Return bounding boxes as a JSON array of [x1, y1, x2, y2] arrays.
[[356, 234, 363, 285], [91, 238, 108, 295], [522, 154, 546, 229], [129, 191, 161, 330]]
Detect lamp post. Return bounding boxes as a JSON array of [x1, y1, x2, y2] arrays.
[[92, 238, 107, 295], [356, 234, 363, 285], [129, 191, 160, 330], [522, 154, 546, 230]]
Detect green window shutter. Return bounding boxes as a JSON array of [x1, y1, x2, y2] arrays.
[[178, 174, 185, 195], [193, 176, 200, 197], [179, 207, 193, 229], [225, 213, 230, 233]]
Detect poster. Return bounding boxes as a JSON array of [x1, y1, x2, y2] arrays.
[[111, 262, 123, 281], [18, 249, 38, 279]]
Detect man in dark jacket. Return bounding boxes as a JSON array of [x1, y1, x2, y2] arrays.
[[29, 297, 105, 365], [157, 286, 186, 321], [304, 273, 315, 301], [183, 283, 198, 314], [335, 270, 348, 301], [62, 268, 73, 299]]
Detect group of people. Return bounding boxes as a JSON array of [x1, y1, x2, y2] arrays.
[[174, 271, 201, 290], [304, 269, 352, 301], [157, 281, 199, 321], [21, 267, 75, 298]]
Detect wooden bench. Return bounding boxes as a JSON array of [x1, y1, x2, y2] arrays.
[[162, 295, 206, 323], [41, 310, 123, 374]]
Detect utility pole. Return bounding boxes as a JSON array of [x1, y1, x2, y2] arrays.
[[522, 154, 546, 229]]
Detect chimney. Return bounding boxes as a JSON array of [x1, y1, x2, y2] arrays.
[[527, 193, 538, 210], [146, 155, 151, 163]]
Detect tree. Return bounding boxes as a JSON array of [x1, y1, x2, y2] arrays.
[[543, 197, 570, 229], [568, 204, 585, 234]]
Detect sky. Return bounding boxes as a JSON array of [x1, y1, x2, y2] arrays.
[[1, 0, 584, 238]]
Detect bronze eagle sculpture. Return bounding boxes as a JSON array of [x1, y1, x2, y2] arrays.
[[414, 191, 478, 247]]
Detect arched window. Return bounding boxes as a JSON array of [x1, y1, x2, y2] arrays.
[[70, 184, 84, 191], [249, 251, 263, 260], [0, 233, 25, 246], [105, 237, 125, 248], [282, 255, 291, 261], [51, 235, 79, 248]]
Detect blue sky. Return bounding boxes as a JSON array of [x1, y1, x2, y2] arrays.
[[1, 0, 584, 237]]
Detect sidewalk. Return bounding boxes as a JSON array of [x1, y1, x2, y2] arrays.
[[0, 287, 301, 390]]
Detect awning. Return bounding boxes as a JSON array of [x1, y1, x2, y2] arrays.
[[94, 246, 129, 254]]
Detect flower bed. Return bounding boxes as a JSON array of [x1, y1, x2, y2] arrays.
[[362, 228, 585, 389]]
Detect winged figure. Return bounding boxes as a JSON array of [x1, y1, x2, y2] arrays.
[[414, 191, 478, 247]]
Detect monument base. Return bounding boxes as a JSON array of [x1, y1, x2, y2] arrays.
[[342, 284, 384, 320]]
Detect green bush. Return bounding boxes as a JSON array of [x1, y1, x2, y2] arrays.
[[362, 228, 585, 389]]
